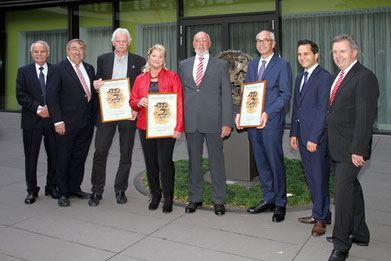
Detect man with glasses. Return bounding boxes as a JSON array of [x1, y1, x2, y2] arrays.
[[88, 28, 145, 206], [236, 30, 292, 222]]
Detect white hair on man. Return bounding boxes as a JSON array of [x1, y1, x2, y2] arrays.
[[111, 28, 132, 43]]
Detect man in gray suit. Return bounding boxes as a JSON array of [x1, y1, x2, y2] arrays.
[[179, 31, 233, 216]]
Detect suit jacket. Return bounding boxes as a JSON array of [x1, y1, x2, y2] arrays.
[[47, 58, 97, 131], [243, 54, 292, 129], [290, 65, 332, 147], [16, 63, 52, 129], [95, 52, 145, 126], [326, 62, 379, 161], [129, 68, 184, 132], [179, 56, 233, 133]]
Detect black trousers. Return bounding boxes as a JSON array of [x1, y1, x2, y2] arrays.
[[91, 120, 136, 194], [331, 160, 370, 252], [139, 129, 176, 201], [23, 125, 56, 193], [55, 125, 94, 196]]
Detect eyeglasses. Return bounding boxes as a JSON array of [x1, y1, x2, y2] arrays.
[[194, 38, 209, 43], [256, 38, 273, 44]]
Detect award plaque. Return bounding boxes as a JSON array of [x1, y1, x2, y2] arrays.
[[238, 80, 266, 128]]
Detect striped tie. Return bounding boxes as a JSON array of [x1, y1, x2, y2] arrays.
[[195, 56, 204, 88], [330, 70, 344, 105], [75, 64, 91, 102]]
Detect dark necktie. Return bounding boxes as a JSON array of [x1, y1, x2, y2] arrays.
[[257, 60, 266, 81], [300, 71, 309, 94], [39, 67, 46, 105]]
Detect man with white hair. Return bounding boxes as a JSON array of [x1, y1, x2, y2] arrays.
[[16, 40, 58, 204], [88, 28, 145, 206]]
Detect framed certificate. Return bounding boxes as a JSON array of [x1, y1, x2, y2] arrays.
[[99, 78, 134, 123], [146, 93, 177, 139], [238, 80, 266, 128]]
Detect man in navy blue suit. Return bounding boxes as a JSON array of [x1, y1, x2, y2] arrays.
[[236, 30, 292, 222], [290, 40, 332, 236], [47, 39, 97, 207], [16, 40, 57, 204]]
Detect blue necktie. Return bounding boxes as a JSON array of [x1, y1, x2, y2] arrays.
[[257, 60, 266, 81], [300, 71, 309, 94], [39, 67, 46, 105]]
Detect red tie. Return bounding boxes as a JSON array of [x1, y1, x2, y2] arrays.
[[330, 70, 344, 105], [195, 57, 204, 88], [75, 64, 91, 102]]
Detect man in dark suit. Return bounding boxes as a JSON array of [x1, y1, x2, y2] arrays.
[[47, 39, 97, 207], [236, 30, 292, 222], [326, 35, 379, 261], [290, 40, 332, 236], [88, 28, 145, 206], [179, 31, 233, 216], [16, 40, 57, 204]]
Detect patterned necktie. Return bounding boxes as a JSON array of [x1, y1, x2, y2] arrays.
[[39, 67, 46, 105], [300, 71, 309, 94], [257, 60, 266, 81], [75, 64, 91, 102], [330, 70, 344, 105], [196, 56, 204, 88]]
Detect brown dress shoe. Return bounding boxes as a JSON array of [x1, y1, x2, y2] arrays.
[[298, 215, 331, 224], [312, 221, 326, 236]]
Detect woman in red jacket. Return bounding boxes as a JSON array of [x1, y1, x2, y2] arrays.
[[129, 44, 183, 213]]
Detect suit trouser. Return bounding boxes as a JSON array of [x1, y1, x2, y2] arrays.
[[55, 125, 94, 196], [139, 129, 176, 201], [298, 141, 331, 222], [23, 125, 56, 193], [186, 131, 226, 205], [331, 160, 370, 252], [91, 120, 136, 194], [248, 127, 287, 206]]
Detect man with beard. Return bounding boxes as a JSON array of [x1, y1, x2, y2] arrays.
[[179, 31, 233, 216]]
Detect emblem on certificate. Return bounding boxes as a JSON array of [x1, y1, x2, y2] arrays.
[[147, 93, 177, 139], [238, 80, 266, 128], [99, 78, 133, 123]]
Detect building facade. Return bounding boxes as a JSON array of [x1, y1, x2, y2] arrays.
[[1, 0, 390, 132]]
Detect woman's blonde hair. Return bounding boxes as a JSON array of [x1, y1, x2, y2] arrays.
[[142, 43, 168, 73]]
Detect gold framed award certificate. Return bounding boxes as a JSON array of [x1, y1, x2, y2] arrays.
[[99, 78, 134, 123], [238, 80, 266, 128], [146, 93, 177, 139]]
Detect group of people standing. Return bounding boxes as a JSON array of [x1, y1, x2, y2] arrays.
[[16, 27, 378, 261]]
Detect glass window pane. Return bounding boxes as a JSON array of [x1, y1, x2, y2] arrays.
[[5, 7, 68, 110]]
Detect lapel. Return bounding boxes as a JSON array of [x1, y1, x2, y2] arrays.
[[28, 63, 42, 94], [299, 66, 320, 103], [63, 59, 85, 94], [331, 62, 360, 107], [199, 56, 216, 88], [106, 52, 115, 78], [295, 72, 304, 104], [262, 54, 278, 80], [126, 53, 136, 77], [187, 56, 196, 88]]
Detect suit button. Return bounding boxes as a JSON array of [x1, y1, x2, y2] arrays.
[[298, 108, 301, 111], [197, 89, 199, 92]]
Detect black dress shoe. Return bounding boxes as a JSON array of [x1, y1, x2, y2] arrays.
[[72, 191, 91, 199], [214, 204, 226, 216], [247, 201, 276, 214], [326, 236, 369, 246], [328, 249, 349, 261], [272, 206, 286, 222], [185, 201, 202, 213], [45, 188, 59, 199], [58, 196, 70, 207], [162, 199, 173, 213], [116, 191, 127, 204], [88, 193, 102, 206], [24, 192, 38, 204], [148, 196, 161, 210]]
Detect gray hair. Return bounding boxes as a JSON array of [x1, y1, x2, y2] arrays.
[[332, 34, 358, 51], [193, 31, 211, 43], [66, 39, 86, 50], [256, 30, 275, 41], [111, 28, 132, 43], [30, 40, 50, 52], [142, 44, 168, 73]]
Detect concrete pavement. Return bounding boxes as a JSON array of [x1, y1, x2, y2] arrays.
[[0, 111, 390, 261]]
